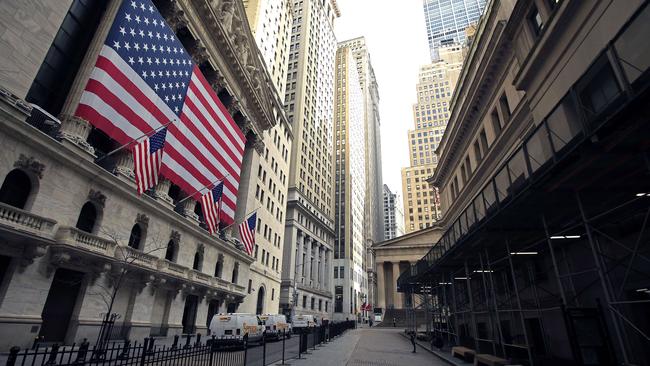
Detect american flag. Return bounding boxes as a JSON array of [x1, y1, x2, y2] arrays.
[[200, 181, 223, 235], [75, 0, 246, 225], [238, 213, 257, 256], [133, 127, 167, 194]]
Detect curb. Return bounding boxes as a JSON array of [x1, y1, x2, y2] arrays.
[[398, 332, 458, 366]]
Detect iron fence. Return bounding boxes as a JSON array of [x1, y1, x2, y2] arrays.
[[5, 321, 357, 366]]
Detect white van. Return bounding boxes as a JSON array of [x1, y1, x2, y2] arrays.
[[291, 314, 316, 332], [259, 314, 291, 339], [209, 313, 264, 347]]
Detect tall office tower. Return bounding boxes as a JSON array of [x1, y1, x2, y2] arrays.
[[333, 45, 366, 321], [337, 36, 383, 317], [240, 0, 293, 315], [383, 184, 405, 240], [401, 44, 464, 233], [422, 0, 486, 60], [279, 0, 340, 321]]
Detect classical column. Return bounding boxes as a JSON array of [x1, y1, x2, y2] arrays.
[[377, 261, 386, 310], [113, 149, 135, 182], [57, 115, 96, 158], [59, 0, 122, 117], [194, 296, 209, 334], [177, 199, 199, 224], [296, 230, 304, 284], [393, 262, 402, 309], [153, 179, 174, 209], [127, 278, 157, 340], [307, 238, 314, 285]]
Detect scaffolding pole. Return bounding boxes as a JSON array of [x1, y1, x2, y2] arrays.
[[505, 240, 534, 366], [484, 248, 507, 357]]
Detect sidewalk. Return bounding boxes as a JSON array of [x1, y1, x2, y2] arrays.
[[273, 327, 449, 366]]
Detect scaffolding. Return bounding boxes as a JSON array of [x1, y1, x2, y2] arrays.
[[398, 7, 650, 363]]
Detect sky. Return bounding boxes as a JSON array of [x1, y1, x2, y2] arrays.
[[334, 0, 431, 195]]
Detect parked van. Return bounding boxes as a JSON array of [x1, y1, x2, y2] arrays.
[[291, 314, 316, 332], [209, 313, 263, 347], [259, 314, 291, 339]]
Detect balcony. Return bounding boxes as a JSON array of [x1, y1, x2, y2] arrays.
[[0, 202, 57, 239], [54, 226, 117, 257], [157, 259, 188, 277], [115, 245, 159, 270]]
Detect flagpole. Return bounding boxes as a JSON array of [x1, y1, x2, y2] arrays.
[[95, 119, 176, 163], [176, 173, 232, 205], [220, 206, 261, 231]]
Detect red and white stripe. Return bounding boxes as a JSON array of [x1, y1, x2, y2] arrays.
[[133, 137, 163, 194], [75, 46, 245, 224], [239, 221, 255, 256], [200, 189, 221, 235]]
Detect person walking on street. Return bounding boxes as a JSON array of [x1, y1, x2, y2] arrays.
[[393, 317, 397, 327], [410, 332, 416, 353]]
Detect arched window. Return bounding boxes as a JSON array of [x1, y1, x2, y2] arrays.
[[165, 240, 176, 262], [0, 169, 32, 209], [256, 286, 265, 315], [192, 250, 203, 271], [214, 255, 223, 278], [75, 202, 97, 233], [231, 262, 239, 284], [128, 224, 142, 249]]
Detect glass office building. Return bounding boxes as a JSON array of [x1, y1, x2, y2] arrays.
[[423, 0, 487, 60]]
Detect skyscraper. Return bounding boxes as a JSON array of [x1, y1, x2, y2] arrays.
[[279, 0, 340, 321], [422, 0, 486, 60], [332, 44, 366, 321], [383, 184, 405, 240], [401, 44, 464, 233], [336, 36, 383, 319], [240, 0, 293, 315]]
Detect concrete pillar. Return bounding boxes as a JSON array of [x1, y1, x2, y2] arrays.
[[307, 237, 313, 285], [127, 281, 157, 340], [195, 296, 209, 335], [377, 261, 385, 310], [393, 262, 402, 308], [296, 231, 304, 283], [166, 291, 185, 337]]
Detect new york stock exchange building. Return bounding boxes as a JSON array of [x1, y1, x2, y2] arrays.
[[0, 0, 287, 350]]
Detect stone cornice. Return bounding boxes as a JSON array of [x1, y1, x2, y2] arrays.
[[182, 0, 281, 137]]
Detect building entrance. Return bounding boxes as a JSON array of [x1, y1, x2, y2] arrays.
[[39, 268, 84, 342]]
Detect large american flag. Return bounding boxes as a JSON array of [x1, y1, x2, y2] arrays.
[[75, 0, 246, 225], [133, 126, 167, 194], [200, 181, 223, 235], [238, 213, 257, 256]]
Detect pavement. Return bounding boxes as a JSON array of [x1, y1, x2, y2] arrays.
[[273, 326, 450, 366]]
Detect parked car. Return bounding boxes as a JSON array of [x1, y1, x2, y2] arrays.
[[209, 313, 263, 347], [291, 314, 316, 333], [259, 314, 291, 339]]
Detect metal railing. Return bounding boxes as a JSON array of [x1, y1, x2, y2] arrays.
[[5, 321, 357, 366]]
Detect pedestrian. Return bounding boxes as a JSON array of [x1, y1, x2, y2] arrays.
[[369, 318, 373, 327], [393, 317, 397, 327], [410, 332, 416, 353]]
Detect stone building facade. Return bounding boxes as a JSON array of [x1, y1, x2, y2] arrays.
[[279, 0, 339, 322], [0, 0, 285, 350]]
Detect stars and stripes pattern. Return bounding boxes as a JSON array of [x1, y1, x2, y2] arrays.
[[75, 0, 245, 225], [200, 181, 224, 235], [238, 213, 257, 256], [133, 127, 167, 194]]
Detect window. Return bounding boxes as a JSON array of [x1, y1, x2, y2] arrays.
[[76, 202, 98, 233], [232, 262, 239, 284], [248, 279, 252, 294], [128, 224, 142, 249], [528, 5, 544, 36], [491, 109, 502, 135], [311, 297, 315, 310], [0, 169, 33, 209], [192, 246, 203, 271], [302, 295, 307, 308], [473, 140, 483, 163], [578, 57, 622, 119], [500, 94, 511, 121], [214, 255, 223, 278], [165, 240, 176, 261]]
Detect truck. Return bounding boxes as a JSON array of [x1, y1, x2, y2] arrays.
[[209, 313, 264, 348], [259, 314, 291, 340]]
